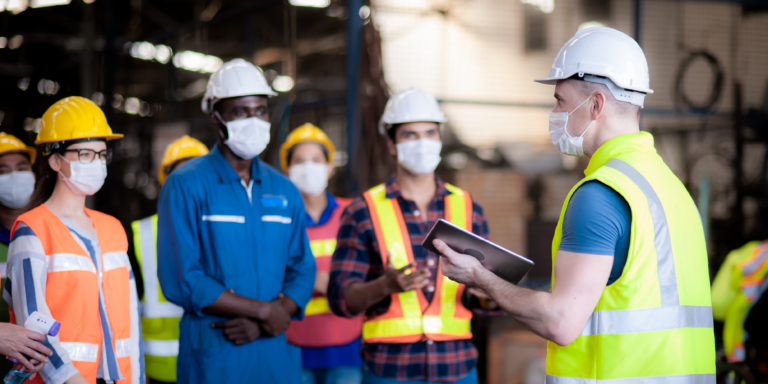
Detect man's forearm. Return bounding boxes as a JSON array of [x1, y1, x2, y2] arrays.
[[202, 290, 270, 320], [474, 268, 559, 341], [344, 277, 392, 316]]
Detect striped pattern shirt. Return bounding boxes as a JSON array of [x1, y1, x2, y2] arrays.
[[4, 217, 144, 384], [328, 176, 490, 382]]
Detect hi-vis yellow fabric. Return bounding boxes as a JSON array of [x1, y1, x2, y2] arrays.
[[132, 215, 184, 383], [547, 132, 715, 384], [711, 241, 768, 362], [361, 182, 473, 344]]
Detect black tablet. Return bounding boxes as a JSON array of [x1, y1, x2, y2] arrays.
[[422, 219, 534, 284]]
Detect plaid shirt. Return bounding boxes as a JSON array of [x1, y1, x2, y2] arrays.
[[328, 176, 490, 382]]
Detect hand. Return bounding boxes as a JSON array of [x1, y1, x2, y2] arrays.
[[212, 317, 262, 345], [257, 295, 292, 337], [384, 258, 431, 294], [64, 373, 90, 384], [0, 323, 52, 372], [433, 239, 484, 286], [313, 271, 329, 296]]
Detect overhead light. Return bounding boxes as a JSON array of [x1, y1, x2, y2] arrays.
[[154, 44, 172, 64], [91, 92, 104, 106], [272, 75, 294, 92], [125, 97, 140, 114], [30, 0, 70, 8], [173, 50, 223, 73], [17, 77, 30, 91], [521, 0, 554, 14], [0, 37, 7, 49], [83, 0, 95, 3], [37, 79, 59, 95], [8, 35, 23, 49], [6, 0, 28, 14], [359, 5, 370, 19], [289, 0, 330, 8], [578, 21, 605, 30], [130, 41, 155, 61]]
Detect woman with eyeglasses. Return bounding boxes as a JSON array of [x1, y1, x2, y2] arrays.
[[5, 97, 143, 384]]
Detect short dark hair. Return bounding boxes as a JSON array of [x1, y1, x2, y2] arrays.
[[386, 124, 401, 142]]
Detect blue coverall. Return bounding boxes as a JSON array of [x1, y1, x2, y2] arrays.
[[157, 144, 316, 383]]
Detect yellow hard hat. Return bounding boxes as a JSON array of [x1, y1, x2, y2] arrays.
[[0, 132, 36, 164], [279, 123, 335, 170], [37, 96, 123, 154], [158, 135, 209, 185]]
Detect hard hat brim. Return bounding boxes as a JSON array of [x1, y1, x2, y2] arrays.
[[34, 133, 124, 145], [0, 147, 37, 164], [533, 76, 654, 94]]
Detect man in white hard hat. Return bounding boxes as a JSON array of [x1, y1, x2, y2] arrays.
[[156, 58, 316, 383], [432, 27, 716, 383], [328, 88, 496, 384]]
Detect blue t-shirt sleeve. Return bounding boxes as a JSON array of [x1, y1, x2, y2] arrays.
[[559, 181, 631, 256]]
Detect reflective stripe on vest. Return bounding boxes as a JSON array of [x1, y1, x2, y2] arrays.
[[546, 374, 716, 384], [132, 215, 182, 382], [546, 133, 715, 383], [304, 238, 337, 316], [721, 242, 768, 362], [286, 197, 363, 348], [361, 183, 473, 344], [13, 205, 134, 383]]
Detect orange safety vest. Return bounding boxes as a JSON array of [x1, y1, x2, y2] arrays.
[[361, 183, 473, 344], [11, 205, 135, 384], [287, 197, 363, 348]]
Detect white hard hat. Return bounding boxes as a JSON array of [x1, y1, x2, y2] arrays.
[[378, 87, 447, 135], [535, 27, 654, 108], [201, 58, 277, 114]]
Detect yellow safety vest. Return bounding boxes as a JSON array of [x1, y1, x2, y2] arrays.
[[361, 182, 473, 344], [547, 132, 715, 384], [132, 215, 184, 382], [712, 241, 768, 362]]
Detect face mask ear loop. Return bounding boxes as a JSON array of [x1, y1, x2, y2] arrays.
[[564, 94, 594, 139], [213, 111, 229, 140]]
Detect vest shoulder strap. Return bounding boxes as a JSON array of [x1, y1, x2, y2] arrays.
[[14, 205, 76, 255]]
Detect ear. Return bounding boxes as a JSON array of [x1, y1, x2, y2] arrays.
[[387, 137, 397, 157], [590, 91, 608, 120], [49, 154, 68, 176], [326, 163, 334, 180]]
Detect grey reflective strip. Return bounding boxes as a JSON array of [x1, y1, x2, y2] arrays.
[[606, 159, 679, 307], [139, 217, 158, 306], [547, 374, 715, 384], [580, 305, 713, 336]]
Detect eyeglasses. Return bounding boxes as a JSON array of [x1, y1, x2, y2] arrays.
[[62, 149, 113, 164]]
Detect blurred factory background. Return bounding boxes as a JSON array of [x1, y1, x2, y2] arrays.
[[1, 0, 767, 382]]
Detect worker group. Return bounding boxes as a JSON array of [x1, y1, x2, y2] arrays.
[[0, 27, 717, 384]]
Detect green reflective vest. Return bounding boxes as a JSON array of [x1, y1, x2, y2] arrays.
[[547, 132, 715, 384], [711, 241, 768, 362], [132, 215, 183, 382]]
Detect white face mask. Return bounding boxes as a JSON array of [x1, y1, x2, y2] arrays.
[[396, 138, 442, 175], [289, 161, 329, 197], [0, 171, 35, 209], [216, 112, 271, 160], [549, 95, 595, 157], [58, 155, 107, 196]]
